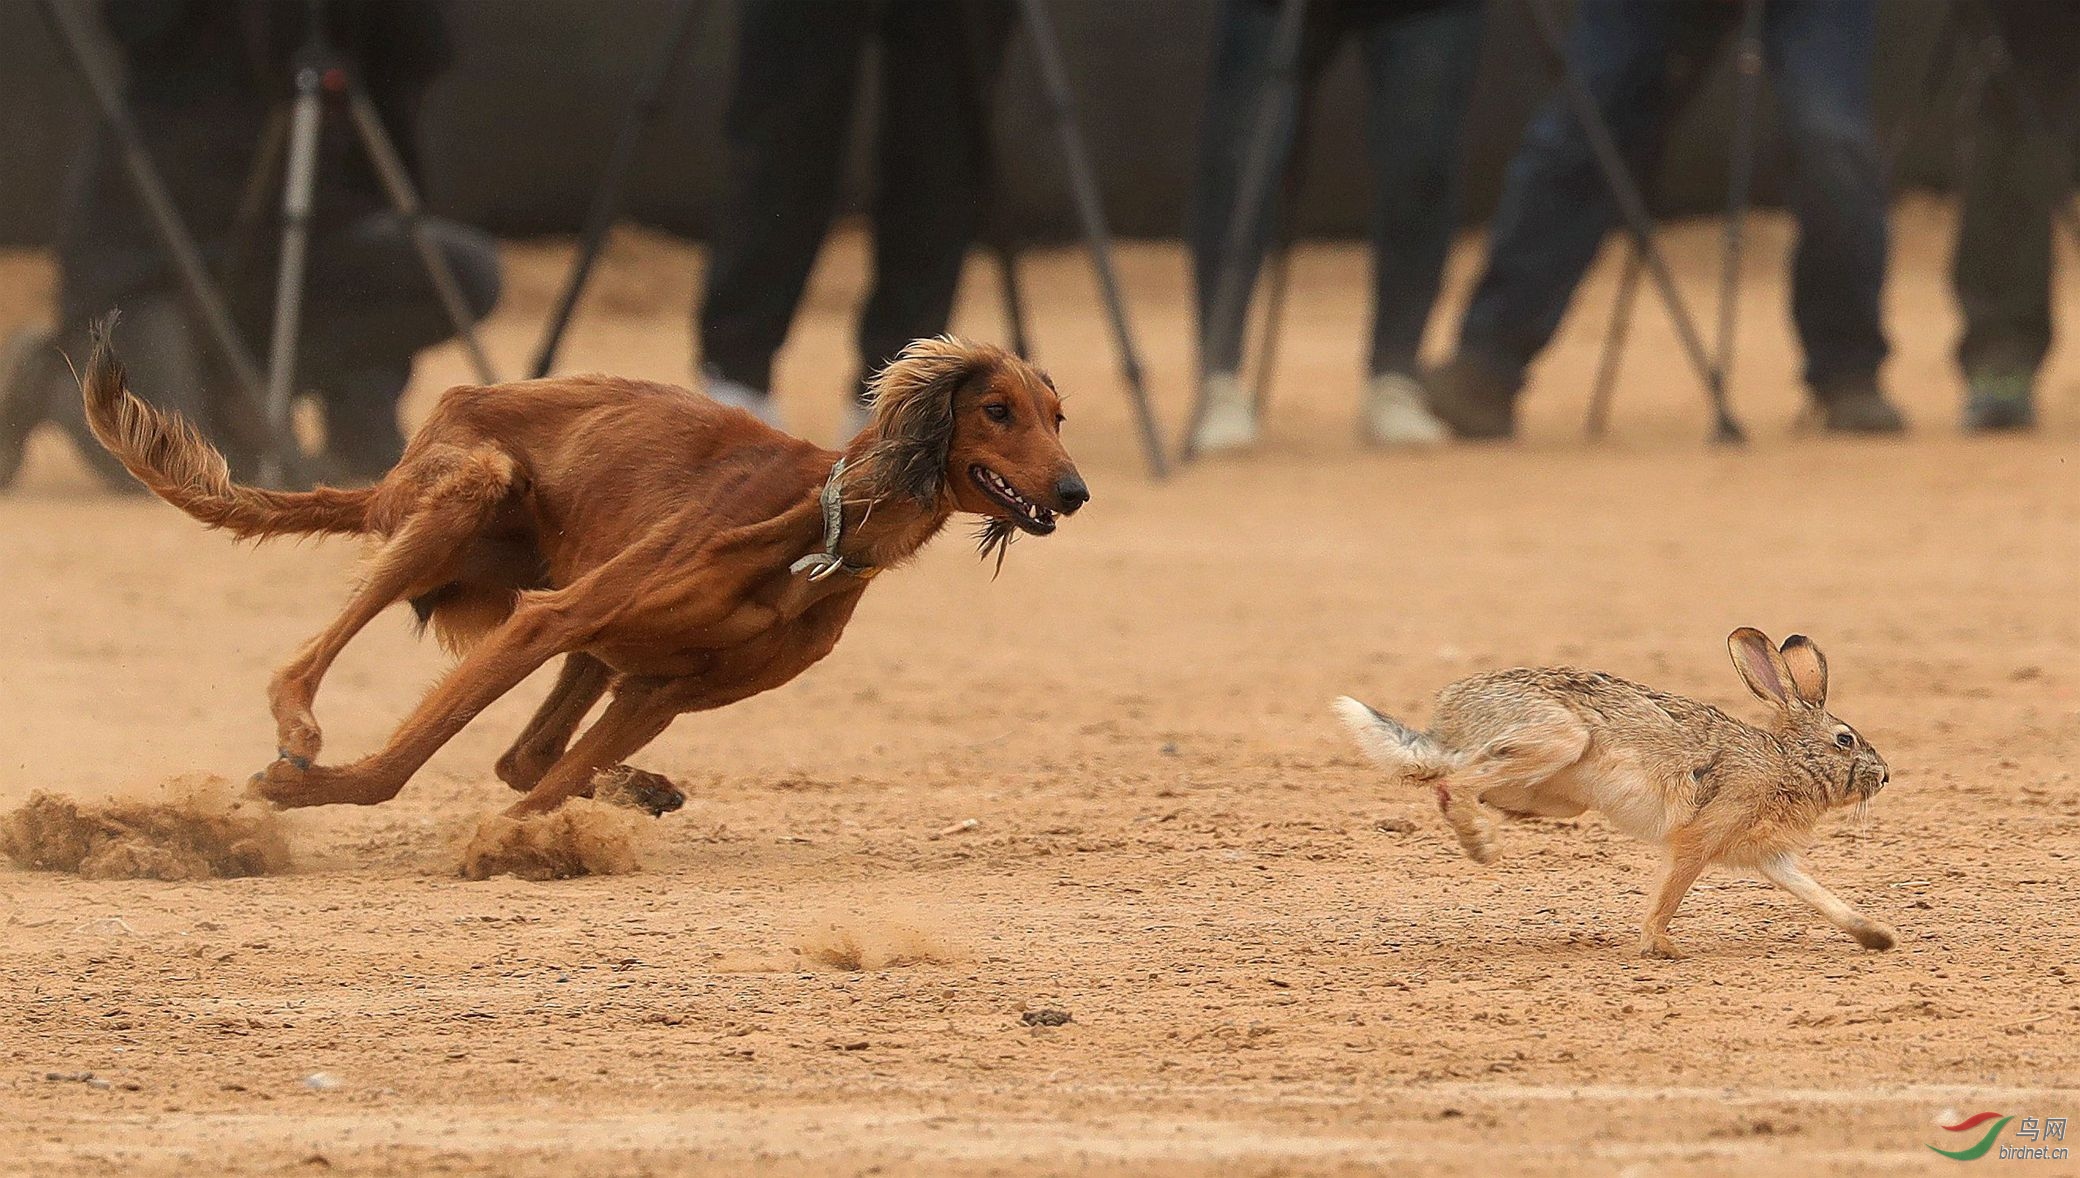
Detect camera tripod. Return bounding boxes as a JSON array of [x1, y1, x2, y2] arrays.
[[39, 0, 500, 488], [525, 0, 1169, 478], [1183, 0, 1751, 458]]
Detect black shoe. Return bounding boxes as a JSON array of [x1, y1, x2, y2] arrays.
[[1962, 367, 2037, 432], [1423, 354, 1522, 440], [1813, 378, 1907, 435], [1, 327, 61, 489]]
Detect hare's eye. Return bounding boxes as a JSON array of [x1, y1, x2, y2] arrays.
[[1834, 731, 1855, 749]]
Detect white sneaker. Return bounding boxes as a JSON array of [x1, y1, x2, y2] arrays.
[[1191, 370, 1257, 453], [701, 365, 780, 427], [1361, 372, 1448, 447]]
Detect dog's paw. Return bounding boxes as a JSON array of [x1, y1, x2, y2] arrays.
[[274, 716, 322, 766], [592, 766, 686, 818], [247, 756, 312, 807]]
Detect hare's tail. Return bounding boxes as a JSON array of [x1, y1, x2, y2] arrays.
[[1332, 696, 1461, 783], [1334, 695, 1495, 864]]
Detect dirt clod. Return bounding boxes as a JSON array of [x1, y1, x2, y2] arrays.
[[794, 909, 960, 971], [1, 778, 288, 880], [457, 799, 645, 881]]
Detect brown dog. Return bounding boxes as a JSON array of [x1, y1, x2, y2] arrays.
[[81, 324, 1087, 819]]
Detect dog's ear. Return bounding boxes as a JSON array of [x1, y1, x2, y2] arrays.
[[857, 336, 1000, 505]]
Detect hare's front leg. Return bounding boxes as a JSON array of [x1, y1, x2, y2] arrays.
[[1759, 854, 1896, 950], [1640, 829, 1714, 959]]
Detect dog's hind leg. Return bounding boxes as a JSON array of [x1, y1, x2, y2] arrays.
[[496, 652, 613, 793], [251, 579, 585, 809], [266, 447, 520, 765]]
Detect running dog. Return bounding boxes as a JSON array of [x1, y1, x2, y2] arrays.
[[81, 322, 1087, 819]]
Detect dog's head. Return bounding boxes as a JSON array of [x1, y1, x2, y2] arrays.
[[853, 337, 1088, 544]]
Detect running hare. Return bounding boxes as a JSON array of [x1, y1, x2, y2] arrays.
[[1334, 629, 1895, 958]]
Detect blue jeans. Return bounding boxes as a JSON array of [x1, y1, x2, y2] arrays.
[[1457, 0, 1889, 394], [1192, 0, 1485, 377]]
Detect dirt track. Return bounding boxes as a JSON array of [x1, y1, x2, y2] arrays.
[[2, 203, 2076, 1175]]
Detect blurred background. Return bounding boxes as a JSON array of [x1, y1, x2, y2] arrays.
[[0, 1, 1973, 244]]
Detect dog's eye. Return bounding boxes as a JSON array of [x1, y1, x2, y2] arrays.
[[1834, 731, 1855, 749], [983, 403, 1010, 423]]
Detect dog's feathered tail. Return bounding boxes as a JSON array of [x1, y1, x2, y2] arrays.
[[80, 317, 373, 541], [1332, 696, 1460, 783]]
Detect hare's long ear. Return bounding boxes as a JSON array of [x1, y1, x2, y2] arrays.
[[1777, 634, 1829, 709], [855, 337, 998, 506], [1728, 627, 1796, 710]]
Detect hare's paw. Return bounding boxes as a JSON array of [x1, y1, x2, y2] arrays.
[[1455, 827, 1499, 865], [1639, 934, 1686, 960], [1853, 922, 1897, 951]]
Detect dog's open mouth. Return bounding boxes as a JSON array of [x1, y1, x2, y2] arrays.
[[969, 464, 1057, 535]]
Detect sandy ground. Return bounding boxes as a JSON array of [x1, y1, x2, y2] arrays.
[[2, 200, 2077, 1176]]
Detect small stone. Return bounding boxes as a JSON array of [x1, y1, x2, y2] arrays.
[[1374, 817, 1417, 835], [1021, 1009, 1072, 1027], [301, 1073, 340, 1091]]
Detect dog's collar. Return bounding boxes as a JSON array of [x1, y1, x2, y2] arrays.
[[790, 456, 878, 582]]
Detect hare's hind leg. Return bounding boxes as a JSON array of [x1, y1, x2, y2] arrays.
[[1759, 854, 1896, 950], [1438, 714, 1592, 863]]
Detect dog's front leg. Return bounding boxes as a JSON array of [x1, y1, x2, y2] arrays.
[[252, 594, 584, 807]]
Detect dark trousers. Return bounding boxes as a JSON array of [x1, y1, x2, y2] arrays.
[[698, 0, 1010, 401], [55, 109, 501, 478], [57, 199, 500, 477], [1457, 0, 1889, 394], [1191, 0, 1484, 378], [1954, 0, 2080, 379]]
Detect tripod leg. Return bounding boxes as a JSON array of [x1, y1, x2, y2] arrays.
[[1017, 0, 1168, 478], [225, 106, 290, 281], [1187, 0, 1309, 459], [344, 89, 500, 385], [1250, 77, 1320, 418], [1585, 241, 1641, 438], [1249, 209, 1296, 415], [528, 0, 702, 379], [993, 243, 1033, 360], [261, 74, 324, 488], [1714, 0, 1766, 390], [1521, 0, 1744, 444], [37, 0, 303, 485]]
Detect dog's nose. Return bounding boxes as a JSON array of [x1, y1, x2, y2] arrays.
[[1055, 473, 1090, 514]]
